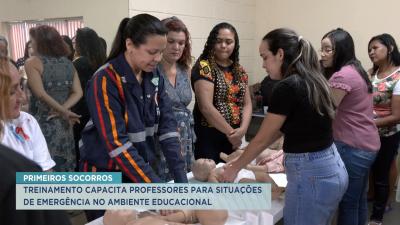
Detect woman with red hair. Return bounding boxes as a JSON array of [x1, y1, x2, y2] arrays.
[[156, 17, 195, 181]]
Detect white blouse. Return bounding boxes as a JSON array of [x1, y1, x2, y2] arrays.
[[1, 111, 55, 170]]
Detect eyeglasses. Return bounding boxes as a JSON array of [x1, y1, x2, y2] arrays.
[[319, 48, 334, 54]]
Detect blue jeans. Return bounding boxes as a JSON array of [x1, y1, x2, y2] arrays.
[[284, 144, 348, 225], [335, 141, 377, 225]]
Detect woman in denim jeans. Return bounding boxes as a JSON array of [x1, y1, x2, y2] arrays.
[[320, 28, 380, 225], [220, 28, 348, 225]]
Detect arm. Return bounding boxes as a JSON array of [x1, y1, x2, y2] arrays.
[[375, 95, 400, 127], [29, 114, 56, 171], [220, 113, 285, 182], [219, 150, 244, 163], [62, 68, 83, 109], [25, 57, 80, 122], [328, 70, 351, 108], [240, 85, 253, 132], [330, 88, 347, 108], [228, 86, 252, 144], [194, 80, 234, 135], [86, 71, 161, 182], [157, 75, 188, 183]]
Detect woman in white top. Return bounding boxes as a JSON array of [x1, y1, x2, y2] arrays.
[[367, 33, 400, 225], [0, 55, 55, 171]]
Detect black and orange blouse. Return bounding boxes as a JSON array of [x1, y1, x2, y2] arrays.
[[192, 59, 248, 127]]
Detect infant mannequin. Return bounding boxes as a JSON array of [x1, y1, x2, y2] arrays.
[[191, 158, 256, 183]]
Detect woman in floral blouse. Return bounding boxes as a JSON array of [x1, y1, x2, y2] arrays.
[[368, 33, 400, 225], [191, 22, 252, 163]]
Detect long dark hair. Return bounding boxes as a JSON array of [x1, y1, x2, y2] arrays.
[[196, 22, 241, 81], [322, 28, 372, 93], [161, 16, 192, 70], [263, 28, 335, 118], [75, 27, 106, 70], [62, 35, 74, 61], [29, 25, 70, 58], [23, 41, 32, 59], [199, 22, 239, 64], [368, 33, 400, 74], [108, 14, 167, 61]]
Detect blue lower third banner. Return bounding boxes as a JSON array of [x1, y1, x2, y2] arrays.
[[16, 173, 271, 210]]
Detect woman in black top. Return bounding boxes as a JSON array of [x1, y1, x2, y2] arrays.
[[221, 28, 348, 225], [191, 22, 252, 163], [260, 75, 279, 107], [71, 27, 106, 169]]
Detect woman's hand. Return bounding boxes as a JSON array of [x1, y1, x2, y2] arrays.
[[61, 109, 81, 125], [46, 108, 80, 125], [219, 162, 240, 182], [46, 109, 60, 121], [227, 128, 245, 149]]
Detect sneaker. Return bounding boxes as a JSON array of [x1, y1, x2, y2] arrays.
[[385, 203, 393, 213], [368, 221, 382, 225]]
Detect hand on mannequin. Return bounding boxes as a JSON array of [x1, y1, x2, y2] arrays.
[[103, 210, 137, 225], [219, 161, 240, 182], [126, 216, 170, 225]]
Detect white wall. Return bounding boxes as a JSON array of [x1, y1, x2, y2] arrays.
[[129, 0, 258, 83], [254, 0, 400, 83], [0, 0, 129, 54], [2, 0, 400, 84]]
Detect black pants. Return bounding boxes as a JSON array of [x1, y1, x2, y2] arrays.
[[73, 114, 90, 171], [194, 125, 238, 163], [370, 132, 400, 221]]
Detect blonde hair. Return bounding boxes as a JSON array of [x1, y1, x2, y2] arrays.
[[0, 56, 11, 134]]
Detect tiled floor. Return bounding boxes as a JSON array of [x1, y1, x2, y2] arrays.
[[275, 201, 400, 225], [369, 201, 400, 225]]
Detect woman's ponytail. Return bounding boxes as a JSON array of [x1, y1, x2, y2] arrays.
[[107, 17, 129, 61]]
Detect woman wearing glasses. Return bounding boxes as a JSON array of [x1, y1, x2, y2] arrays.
[[320, 28, 380, 225]]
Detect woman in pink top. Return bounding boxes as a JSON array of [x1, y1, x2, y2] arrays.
[[367, 33, 400, 225], [320, 28, 380, 225]]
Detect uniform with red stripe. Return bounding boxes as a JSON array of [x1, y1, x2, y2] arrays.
[[80, 53, 187, 183]]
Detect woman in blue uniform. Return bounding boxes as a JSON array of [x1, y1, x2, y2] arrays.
[[80, 14, 187, 184], [80, 13, 188, 221]]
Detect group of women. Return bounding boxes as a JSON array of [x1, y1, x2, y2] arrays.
[[0, 12, 399, 225]]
